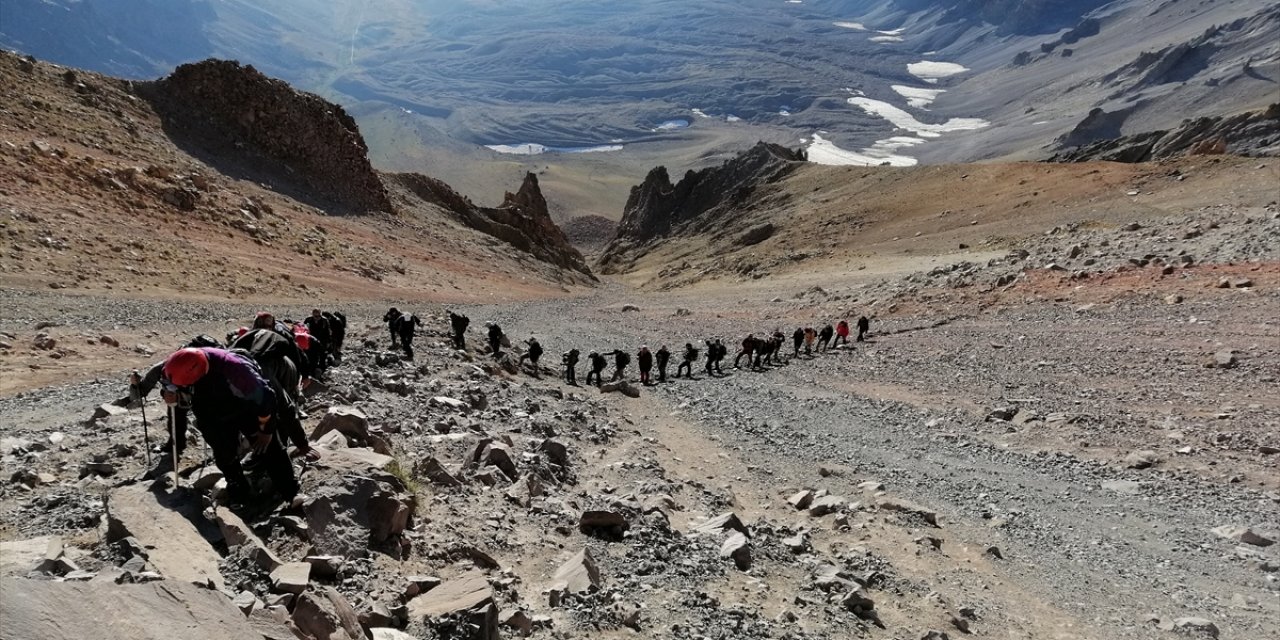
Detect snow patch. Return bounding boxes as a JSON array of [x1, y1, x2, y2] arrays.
[[847, 97, 988, 138], [907, 61, 970, 81], [654, 119, 690, 131], [833, 21, 866, 30], [806, 133, 921, 167], [890, 85, 945, 109], [487, 143, 624, 155], [870, 35, 904, 43]]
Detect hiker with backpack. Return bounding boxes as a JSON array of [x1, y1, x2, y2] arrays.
[[818, 324, 834, 353], [383, 308, 403, 349], [393, 313, 422, 360], [637, 346, 654, 385], [834, 320, 850, 347], [656, 345, 671, 382], [677, 342, 699, 379], [733, 334, 758, 369], [303, 309, 332, 356], [586, 351, 607, 386], [450, 311, 470, 350], [160, 346, 299, 513], [563, 348, 580, 385], [519, 337, 544, 371], [605, 348, 631, 382], [127, 334, 222, 477], [322, 311, 347, 359], [487, 322, 505, 358], [229, 328, 317, 461]]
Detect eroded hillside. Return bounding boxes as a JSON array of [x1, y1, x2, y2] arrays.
[[0, 53, 592, 302], [599, 143, 1280, 291]]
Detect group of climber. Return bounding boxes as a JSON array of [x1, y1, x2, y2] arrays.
[[129, 305, 869, 517], [431, 311, 872, 388], [128, 309, 346, 516]]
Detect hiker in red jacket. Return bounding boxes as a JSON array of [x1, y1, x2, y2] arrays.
[[835, 320, 850, 347]]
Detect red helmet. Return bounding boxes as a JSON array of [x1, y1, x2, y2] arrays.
[[236, 326, 249, 337], [164, 348, 209, 386]]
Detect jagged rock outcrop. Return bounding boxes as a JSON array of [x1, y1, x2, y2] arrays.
[[598, 142, 804, 273], [387, 172, 594, 278], [1053, 106, 1141, 150], [137, 59, 393, 213], [1049, 104, 1280, 163]]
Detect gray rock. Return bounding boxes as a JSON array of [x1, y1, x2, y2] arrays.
[[1124, 450, 1160, 470], [310, 406, 369, 441], [1211, 525, 1274, 547], [720, 532, 752, 570], [1171, 617, 1219, 638], [270, 562, 311, 595]]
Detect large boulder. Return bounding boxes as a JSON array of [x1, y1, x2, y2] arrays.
[[2, 578, 286, 639], [310, 407, 370, 442], [548, 549, 601, 604], [407, 570, 498, 639], [303, 458, 415, 556], [105, 485, 224, 589]]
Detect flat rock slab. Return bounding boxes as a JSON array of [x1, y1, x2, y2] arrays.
[[407, 569, 493, 620], [551, 549, 601, 594], [317, 446, 394, 472], [691, 512, 749, 537], [1, 578, 282, 640], [106, 485, 224, 589], [0, 535, 58, 576]]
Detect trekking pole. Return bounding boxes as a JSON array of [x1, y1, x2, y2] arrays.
[[169, 405, 180, 488], [134, 370, 152, 467]]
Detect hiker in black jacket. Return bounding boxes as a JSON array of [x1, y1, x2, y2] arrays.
[[563, 349, 580, 385], [605, 349, 631, 382], [383, 308, 403, 348], [586, 351, 607, 386], [655, 345, 671, 382], [449, 311, 470, 350]]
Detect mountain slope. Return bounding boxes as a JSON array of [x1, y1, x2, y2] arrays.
[[0, 52, 592, 302], [597, 144, 1280, 291]]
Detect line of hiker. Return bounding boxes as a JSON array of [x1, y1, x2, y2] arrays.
[[438, 311, 872, 387], [130, 306, 869, 517]]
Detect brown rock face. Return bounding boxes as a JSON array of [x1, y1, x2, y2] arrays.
[[137, 59, 392, 213], [598, 142, 804, 273], [387, 171, 593, 279], [1050, 103, 1280, 163]]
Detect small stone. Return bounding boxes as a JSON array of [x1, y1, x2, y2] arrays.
[[233, 590, 261, 615], [549, 548, 601, 603], [808, 495, 847, 517], [1171, 617, 1219, 638], [403, 575, 443, 599], [1211, 525, 1274, 547], [720, 532, 752, 570], [1124, 450, 1159, 470], [1208, 351, 1238, 369], [985, 545, 1003, 559], [270, 562, 311, 595], [787, 490, 814, 510]]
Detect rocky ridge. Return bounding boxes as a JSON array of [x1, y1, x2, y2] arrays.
[[138, 59, 393, 214], [598, 142, 805, 274], [385, 172, 593, 279], [0, 52, 593, 299], [1050, 103, 1280, 163]]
